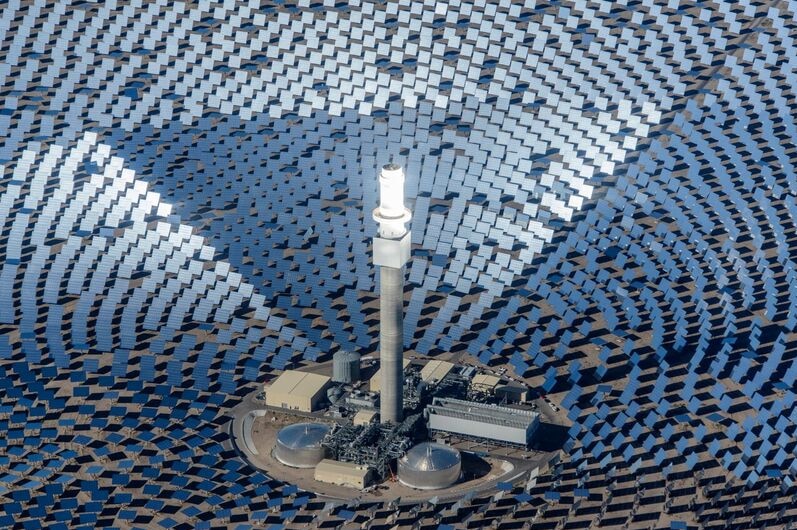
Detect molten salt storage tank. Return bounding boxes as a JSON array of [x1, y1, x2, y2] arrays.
[[273, 423, 330, 468], [332, 351, 361, 384], [397, 442, 462, 490]]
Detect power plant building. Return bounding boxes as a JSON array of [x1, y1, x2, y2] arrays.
[[471, 373, 502, 394], [495, 384, 531, 404], [314, 459, 374, 489], [369, 358, 411, 393], [352, 409, 377, 426], [420, 360, 455, 385], [265, 370, 331, 412], [427, 397, 540, 446]]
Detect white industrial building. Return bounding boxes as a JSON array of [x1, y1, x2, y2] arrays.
[[426, 397, 540, 446]]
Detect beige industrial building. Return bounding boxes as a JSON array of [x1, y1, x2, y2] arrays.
[[420, 360, 454, 385], [369, 358, 411, 393], [496, 384, 531, 403], [471, 373, 502, 393], [353, 409, 378, 426], [314, 459, 373, 489], [265, 370, 331, 412]]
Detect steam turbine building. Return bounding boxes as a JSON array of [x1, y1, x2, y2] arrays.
[[372, 164, 412, 424]]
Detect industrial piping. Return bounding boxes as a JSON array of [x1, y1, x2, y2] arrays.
[[372, 164, 412, 424]]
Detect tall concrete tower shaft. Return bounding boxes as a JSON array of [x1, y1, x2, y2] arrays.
[[372, 163, 412, 424]]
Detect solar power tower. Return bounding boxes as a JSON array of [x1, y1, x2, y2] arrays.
[[372, 164, 412, 424]]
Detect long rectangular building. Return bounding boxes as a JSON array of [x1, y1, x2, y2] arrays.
[[426, 397, 540, 446]]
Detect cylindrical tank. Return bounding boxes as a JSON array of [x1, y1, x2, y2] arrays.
[[273, 423, 330, 468], [397, 442, 461, 490], [333, 351, 361, 383]]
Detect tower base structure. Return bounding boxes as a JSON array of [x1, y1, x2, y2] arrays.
[[379, 264, 404, 424]]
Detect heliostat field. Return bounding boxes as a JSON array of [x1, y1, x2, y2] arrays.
[[2, 1, 797, 528]]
